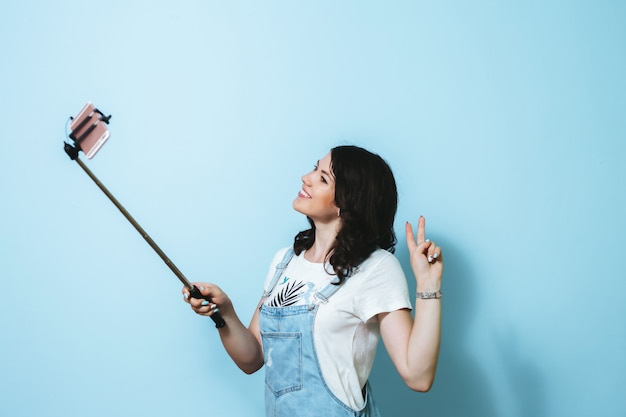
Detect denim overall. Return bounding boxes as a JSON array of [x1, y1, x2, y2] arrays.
[[259, 249, 382, 417]]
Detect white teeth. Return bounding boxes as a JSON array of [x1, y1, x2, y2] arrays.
[[299, 189, 311, 198]]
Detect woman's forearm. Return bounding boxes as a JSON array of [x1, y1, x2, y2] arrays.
[[216, 311, 264, 374], [405, 297, 442, 391], [183, 284, 264, 374]]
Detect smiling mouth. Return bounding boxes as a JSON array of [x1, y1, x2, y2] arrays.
[[298, 189, 311, 198]]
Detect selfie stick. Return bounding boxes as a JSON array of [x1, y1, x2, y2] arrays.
[[64, 108, 225, 328]]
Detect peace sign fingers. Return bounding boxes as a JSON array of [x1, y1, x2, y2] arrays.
[[405, 216, 430, 254], [405, 216, 444, 288]]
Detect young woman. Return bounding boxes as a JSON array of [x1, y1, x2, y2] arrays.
[[183, 145, 443, 416]]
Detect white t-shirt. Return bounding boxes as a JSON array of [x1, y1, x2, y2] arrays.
[[262, 247, 412, 410]]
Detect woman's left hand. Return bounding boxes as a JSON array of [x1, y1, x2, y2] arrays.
[[405, 216, 443, 291]]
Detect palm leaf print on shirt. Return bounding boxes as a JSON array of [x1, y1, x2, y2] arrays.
[[268, 280, 305, 307]]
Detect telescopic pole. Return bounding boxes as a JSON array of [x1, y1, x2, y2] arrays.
[[65, 145, 225, 328]]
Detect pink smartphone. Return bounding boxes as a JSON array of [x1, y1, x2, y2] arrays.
[[70, 102, 110, 159]]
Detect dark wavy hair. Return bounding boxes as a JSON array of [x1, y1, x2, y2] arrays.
[[293, 145, 398, 283]]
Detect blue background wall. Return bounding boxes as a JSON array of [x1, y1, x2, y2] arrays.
[[1, 1, 624, 416]]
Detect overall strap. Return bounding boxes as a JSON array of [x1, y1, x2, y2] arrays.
[[313, 276, 343, 304], [262, 247, 295, 297], [314, 262, 360, 303]]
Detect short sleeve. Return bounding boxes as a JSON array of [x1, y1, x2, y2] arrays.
[[350, 250, 412, 322]]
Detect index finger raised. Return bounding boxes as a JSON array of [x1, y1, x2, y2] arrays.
[[417, 215, 426, 244]]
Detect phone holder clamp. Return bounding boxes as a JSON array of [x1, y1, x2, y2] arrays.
[[64, 107, 112, 160]]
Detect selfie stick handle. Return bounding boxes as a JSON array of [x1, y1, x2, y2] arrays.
[[71, 156, 226, 328]]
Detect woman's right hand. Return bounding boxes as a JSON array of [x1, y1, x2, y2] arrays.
[[182, 283, 232, 318]]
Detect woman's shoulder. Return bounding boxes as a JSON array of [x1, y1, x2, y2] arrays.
[[361, 248, 400, 267], [262, 245, 296, 291], [354, 248, 404, 279], [268, 245, 294, 267]]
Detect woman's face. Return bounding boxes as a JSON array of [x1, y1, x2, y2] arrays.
[[293, 152, 340, 224]]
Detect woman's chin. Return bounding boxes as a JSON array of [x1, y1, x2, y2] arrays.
[[292, 199, 305, 214]]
